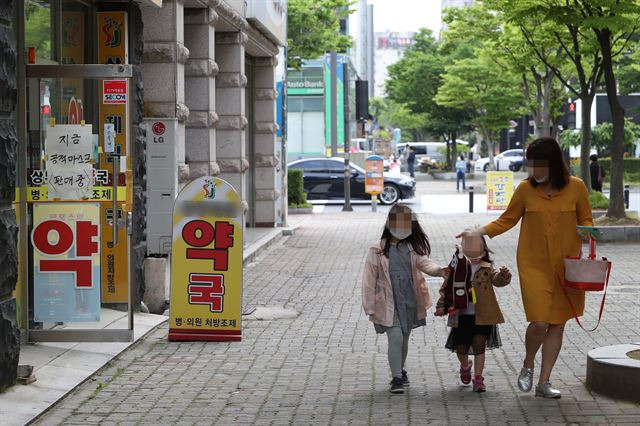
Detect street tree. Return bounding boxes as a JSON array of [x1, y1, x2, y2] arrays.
[[435, 49, 524, 170], [444, 2, 566, 140], [500, 0, 640, 217], [489, 0, 604, 191], [287, 0, 354, 69]]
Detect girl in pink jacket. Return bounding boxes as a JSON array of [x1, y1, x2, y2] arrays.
[[362, 205, 450, 394]]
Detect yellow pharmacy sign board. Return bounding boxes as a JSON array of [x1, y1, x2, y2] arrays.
[[169, 177, 244, 341], [486, 171, 514, 211]]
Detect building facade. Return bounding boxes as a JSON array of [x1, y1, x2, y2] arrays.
[[373, 31, 415, 97], [1, 0, 286, 390]]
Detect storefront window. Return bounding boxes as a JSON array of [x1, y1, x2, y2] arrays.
[[25, 0, 54, 63]]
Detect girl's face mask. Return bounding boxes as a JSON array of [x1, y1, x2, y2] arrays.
[[388, 211, 413, 240], [527, 160, 550, 184]]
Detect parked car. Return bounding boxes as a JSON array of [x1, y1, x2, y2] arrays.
[[474, 149, 524, 172], [288, 157, 416, 205], [509, 159, 524, 172]]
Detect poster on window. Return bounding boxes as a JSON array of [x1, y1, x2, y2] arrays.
[[169, 177, 244, 342], [32, 203, 101, 322], [45, 124, 95, 200], [486, 171, 514, 211]]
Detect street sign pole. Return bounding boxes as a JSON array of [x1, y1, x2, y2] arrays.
[[342, 59, 352, 212], [330, 51, 338, 158]]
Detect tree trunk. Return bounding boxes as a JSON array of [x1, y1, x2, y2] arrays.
[[541, 72, 553, 137], [445, 138, 451, 171], [597, 29, 626, 218], [451, 131, 458, 172], [580, 94, 594, 191]]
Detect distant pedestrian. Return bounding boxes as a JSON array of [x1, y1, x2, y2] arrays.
[[407, 147, 416, 178], [435, 233, 512, 393], [362, 205, 450, 394], [456, 154, 466, 192], [590, 154, 605, 192], [401, 143, 411, 172]]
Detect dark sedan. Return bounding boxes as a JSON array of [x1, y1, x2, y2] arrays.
[[288, 158, 416, 205]]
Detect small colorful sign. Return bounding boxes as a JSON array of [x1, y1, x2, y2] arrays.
[[365, 155, 384, 195], [100, 203, 128, 302], [32, 203, 101, 322], [169, 177, 243, 342], [486, 171, 514, 211], [102, 80, 127, 104]]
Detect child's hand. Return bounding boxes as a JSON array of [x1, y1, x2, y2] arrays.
[[499, 266, 512, 281], [440, 267, 451, 279], [434, 307, 445, 316]]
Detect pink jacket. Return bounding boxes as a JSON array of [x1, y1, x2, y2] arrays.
[[362, 240, 442, 328]]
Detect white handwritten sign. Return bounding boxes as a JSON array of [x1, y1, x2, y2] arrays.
[[45, 124, 94, 200]]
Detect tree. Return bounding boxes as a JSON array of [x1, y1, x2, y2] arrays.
[[444, 3, 566, 139], [491, 0, 604, 191], [287, 0, 354, 69], [435, 49, 524, 170]]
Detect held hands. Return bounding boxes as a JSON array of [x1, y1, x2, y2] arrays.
[[455, 228, 486, 239], [440, 267, 451, 279], [499, 266, 512, 281]]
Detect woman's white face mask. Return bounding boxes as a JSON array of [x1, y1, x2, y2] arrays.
[[390, 228, 412, 240]]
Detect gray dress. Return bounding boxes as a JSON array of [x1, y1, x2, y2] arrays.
[[375, 243, 426, 335]]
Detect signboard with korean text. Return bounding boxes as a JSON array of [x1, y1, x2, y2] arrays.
[[169, 177, 243, 342], [486, 171, 514, 211], [31, 203, 101, 322], [365, 155, 384, 195], [100, 203, 128, 302], [98, 11, 128, 160], [44, 124, 95, 200]]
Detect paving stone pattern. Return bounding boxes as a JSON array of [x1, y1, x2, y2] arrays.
[[37, 212, 640, 425]]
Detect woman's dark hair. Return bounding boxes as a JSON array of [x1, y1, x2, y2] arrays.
[[459, 154, 465, 161], [380, 204, 431, 258], [526, 137, 570, 189], [590, 154, 598, 162]]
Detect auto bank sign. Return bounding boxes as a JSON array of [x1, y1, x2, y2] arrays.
[[247, 0, 286, 46]]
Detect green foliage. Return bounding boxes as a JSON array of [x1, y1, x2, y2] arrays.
[[599, 158, 640, 176], [287, 169, 307, 206], [287, 0, 354, 69], [25, 3, 52, 60], [589, 191, 610, 210], [558, 129, 582, 149], [592, 118, 640, 153], [435, 49, 524, 141]]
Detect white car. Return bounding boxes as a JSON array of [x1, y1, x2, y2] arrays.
[[474, 149, 524, 172]]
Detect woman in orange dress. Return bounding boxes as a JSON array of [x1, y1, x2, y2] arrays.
[[460, 137, 592, 398]]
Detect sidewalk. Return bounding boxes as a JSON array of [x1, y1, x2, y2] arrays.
[[1, 223, 296, 426], [33, 212, 640, 425]]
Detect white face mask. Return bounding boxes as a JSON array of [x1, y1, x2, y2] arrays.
[[390, 228, 412, 240], [533, 175, 549, 184]]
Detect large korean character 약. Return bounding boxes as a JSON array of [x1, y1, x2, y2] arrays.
[[182, 220, 234, 270]]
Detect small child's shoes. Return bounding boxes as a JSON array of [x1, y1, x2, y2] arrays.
[[459, 361, 473, 384]]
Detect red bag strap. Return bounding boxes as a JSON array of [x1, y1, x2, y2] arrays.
[[557, 261, 612, 332]]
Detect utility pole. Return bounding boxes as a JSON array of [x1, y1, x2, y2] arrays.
[[330, 51, 338, 157], [342, 58, 352, 212]]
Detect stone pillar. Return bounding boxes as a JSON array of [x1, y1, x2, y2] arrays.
[[253, 57, 279, 227], [141, 0, 189, 182], [215, 32, 247, 207], [0, 0, 19, 391], [184, 7, 220, 179]]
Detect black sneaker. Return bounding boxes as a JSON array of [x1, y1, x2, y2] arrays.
[[401, 370, 410, 387], [389, 377, 404, 394]]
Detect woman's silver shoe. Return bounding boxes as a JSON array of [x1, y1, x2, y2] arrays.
[[535, 382, 561, 399], [517, 367, 534, 392]]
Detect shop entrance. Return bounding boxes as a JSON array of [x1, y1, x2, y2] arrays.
[[18, 2, 136, 342]]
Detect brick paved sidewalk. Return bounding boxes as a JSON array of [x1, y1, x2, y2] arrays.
[[36, 212, 640, 425]]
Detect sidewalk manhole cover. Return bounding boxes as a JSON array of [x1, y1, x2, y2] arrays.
[[243, 306, 299, 321], [628, 350, 640, 360]]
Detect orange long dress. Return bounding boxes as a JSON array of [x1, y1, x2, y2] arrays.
[[484, 176, 593, 324]]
